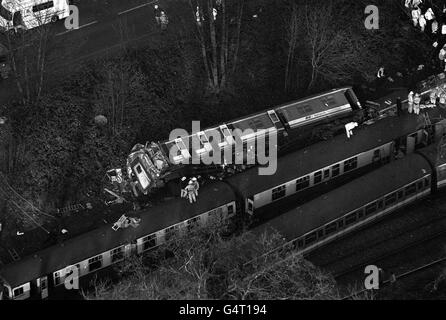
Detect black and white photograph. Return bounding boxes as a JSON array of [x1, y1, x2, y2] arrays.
[[0, 0, 446, 306]]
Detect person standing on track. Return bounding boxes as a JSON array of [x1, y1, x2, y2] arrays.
[[160, 11, 169, 30], [185, 180, 197, 203], [154, 4, 161, 25]]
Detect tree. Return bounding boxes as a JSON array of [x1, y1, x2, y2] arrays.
[[2, 6, 57, 105], [83, 219, 339, 300], [186, 0, 244, 94], [285, 0, 376, 92], [283, 0, 425, 93]]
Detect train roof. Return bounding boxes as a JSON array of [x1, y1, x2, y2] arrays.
[[254, 153, 431, 240], [275, 87, 354, 123], [226, 113, 425, 197], [160, 87, 355, 165], [0, 182, 236, 288]]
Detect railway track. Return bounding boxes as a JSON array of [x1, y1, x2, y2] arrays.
[[342, 255, 446, 300], [315, 210, 446, 270], [295, 190, 446, 299], [334, 228, 446, 280]]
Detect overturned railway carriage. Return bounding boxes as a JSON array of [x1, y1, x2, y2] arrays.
[[225, 112, 432, 220], [253, 150, 435, 257], [128, 87, 363, 194], [0, 182, 237, 300]]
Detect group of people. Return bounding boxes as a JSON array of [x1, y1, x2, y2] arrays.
[[153, 4, 169, 30], [406, 0, 442, 33], [407, 85, 446, 113], [180, 176, 200, 203], [195, 0, 221, 26], [405, 1, 446, 70]]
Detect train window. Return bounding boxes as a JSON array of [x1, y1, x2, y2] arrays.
[[324, 222, 337, 235], [297, 239, 304, 248], [385, 193, 397, 206], [165, 225, 179, 242], [13, 286, 24, 297], [377, 199, 384, 209], [228, 204, 234, 215], [111, 246, 124, 263], [338, 219, 344, 228], [268, 111, 280, 123], [187, 216, 201, 231], [314, 171, 322, 184], [247, 201, 253, 212], [343, 157, 358, 172], [323, 169, 330, 179], [397, 190, 404, 200], [88, 255, 103, 272], [332, 164, 340, 177], [295, 176, 310, 191], [365, 202, 377, 215], [417, 180, 423, 190], [317, 229, 324, 239], [290, 239, 299, 250], [282, 242, 294, 255], [53, 271, 62, 286], [33, 1, 54, 12], [357, 209, 365, 219], [272, 185, 287, 201], [405, 183, 417, 196], [322, 96, 337, 107], [142, 234, 157, 251], [345, 212, 357, 225], [304, 232, 317, 245], [373, 149, 381, 161]]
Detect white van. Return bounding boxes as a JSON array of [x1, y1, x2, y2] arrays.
[[0, 0, 70, 31]]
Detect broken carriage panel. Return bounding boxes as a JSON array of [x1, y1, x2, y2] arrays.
[[127, 143, 169, 193]]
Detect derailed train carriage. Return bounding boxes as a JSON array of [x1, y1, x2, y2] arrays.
[[1, 109, 443, 300], [124, 87, 364, 196]]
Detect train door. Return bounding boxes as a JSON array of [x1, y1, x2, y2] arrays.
[[322, 168, 330, 182], [406, 134, 416, 154], [246, 197, 254, 215], [36, 276, 48, 299]]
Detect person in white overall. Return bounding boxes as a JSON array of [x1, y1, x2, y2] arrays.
[[408, 91, 414, 113]]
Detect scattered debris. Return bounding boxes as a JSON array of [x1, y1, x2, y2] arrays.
[[104, 188, 126, 206], [112, 214, 141, 231], [345, 122, 358, 139]]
